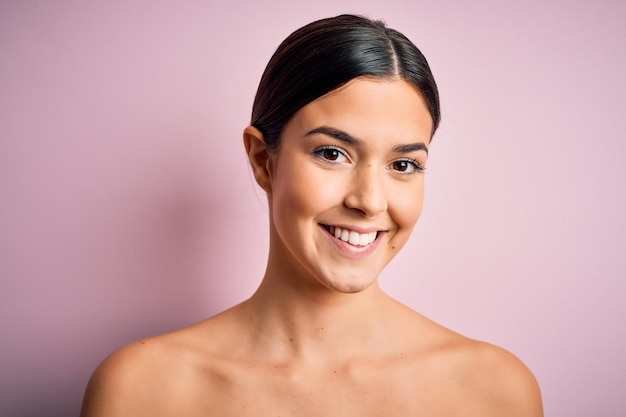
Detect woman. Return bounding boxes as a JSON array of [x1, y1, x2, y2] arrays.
[[81, 14, 543, 416]]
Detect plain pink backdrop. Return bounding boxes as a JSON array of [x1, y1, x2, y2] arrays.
[[1, 1, 625, 416]]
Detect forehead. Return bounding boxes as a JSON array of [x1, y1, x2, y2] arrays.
[[285, 77, 434, 145]]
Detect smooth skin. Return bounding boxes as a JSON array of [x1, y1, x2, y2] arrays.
[[81, 78, 543, 417]]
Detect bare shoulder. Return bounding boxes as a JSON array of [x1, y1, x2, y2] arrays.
[[80, 318, 228, 417], [81, 334, 182, 417], [445, 336, 543, 417], [387, 302, 542, 416]]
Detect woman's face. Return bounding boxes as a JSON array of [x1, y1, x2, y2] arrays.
[[266, 77, 433, 294]]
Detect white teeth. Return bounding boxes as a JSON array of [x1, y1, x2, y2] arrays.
[[349, 231, 359, 245], [360, 232, 376, 246], [327, 226, 377, 247]]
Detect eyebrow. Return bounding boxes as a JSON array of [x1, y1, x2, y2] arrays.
[[392, 143, 429, 155], [306, 126, 359, 145], [305, 126, 428, 155]]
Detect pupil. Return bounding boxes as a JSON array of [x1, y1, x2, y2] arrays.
[[325, 149, 338, 160]]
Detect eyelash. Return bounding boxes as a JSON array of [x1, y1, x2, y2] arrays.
[[313, 146, 348, 163], [391, 158, 426, 175], [312, 146, 425, 174]]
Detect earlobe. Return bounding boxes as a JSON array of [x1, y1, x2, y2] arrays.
[[243, 126, 273, 193]]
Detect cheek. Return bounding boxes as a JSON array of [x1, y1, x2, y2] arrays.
[[271, 162, 335, 219], [393, 184, 425, 227]]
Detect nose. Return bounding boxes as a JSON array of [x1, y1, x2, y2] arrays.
[[344, 165, 388, 217]]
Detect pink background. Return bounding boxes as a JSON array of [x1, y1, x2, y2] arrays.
[[1, 1, 625, 416]]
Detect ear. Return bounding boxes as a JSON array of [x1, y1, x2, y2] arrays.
[[243, 126, 274, 193]]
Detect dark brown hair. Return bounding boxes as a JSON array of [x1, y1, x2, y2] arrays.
[[251, 14, 441, 150]]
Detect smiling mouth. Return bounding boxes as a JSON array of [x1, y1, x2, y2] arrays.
[[322, 225, 379, 247]]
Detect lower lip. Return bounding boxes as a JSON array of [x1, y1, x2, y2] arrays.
[[319, 225, 384, 259]]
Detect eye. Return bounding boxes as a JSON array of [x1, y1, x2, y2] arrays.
[[390, 159, 425, 175], [322, 148, 341, 161], [313, 146, 349, 163]]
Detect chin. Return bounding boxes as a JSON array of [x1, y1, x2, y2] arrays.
[[316, 272, 380, 294]]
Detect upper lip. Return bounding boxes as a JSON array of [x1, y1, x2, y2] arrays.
[[320, 223, 385, 234]]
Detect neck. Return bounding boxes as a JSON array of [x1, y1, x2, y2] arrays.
[[241, 268, 397, 365]]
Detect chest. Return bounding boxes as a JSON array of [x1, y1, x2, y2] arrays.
[[191, 362, 459, 417]]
